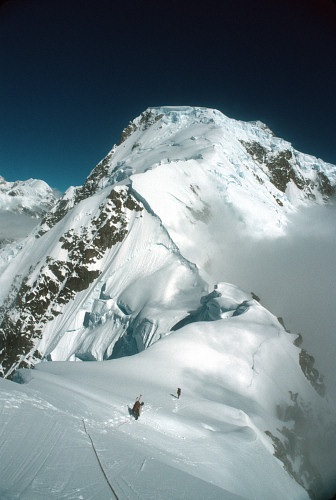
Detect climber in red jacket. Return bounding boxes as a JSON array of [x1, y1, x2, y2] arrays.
[[132, 398, 144, 420]]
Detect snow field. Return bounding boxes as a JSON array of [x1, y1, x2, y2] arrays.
[[1, 293, 315, 499]]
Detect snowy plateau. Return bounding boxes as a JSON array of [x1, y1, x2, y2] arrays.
[[0, 106, 336, 500]]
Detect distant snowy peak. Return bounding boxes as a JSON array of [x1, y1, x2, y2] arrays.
[[0, 176, 59, 217], [0, 176, 60, 248]]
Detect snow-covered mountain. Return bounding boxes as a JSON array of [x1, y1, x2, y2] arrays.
[[1, 106, 335, 374], [0, 176, 59, 247], [1, 106, 336, 499], [0, 176, 58, 217]]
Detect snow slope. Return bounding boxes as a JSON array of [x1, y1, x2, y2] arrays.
[[2, 282, 335, 499]]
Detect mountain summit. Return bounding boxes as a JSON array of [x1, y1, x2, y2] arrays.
[[1, 107, 336, 499]]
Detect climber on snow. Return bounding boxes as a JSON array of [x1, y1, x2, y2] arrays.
[[132, 396, 144, 420], [177, 387, 181, 399]]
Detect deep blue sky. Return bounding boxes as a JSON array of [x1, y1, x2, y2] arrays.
[[0, 0, 335, 192]]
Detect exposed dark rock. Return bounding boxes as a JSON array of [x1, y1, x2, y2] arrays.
[[293, 333, 303, 347], [74, 149, 115, 205], [240, 140, 267, 164], [265, 430, 298, 487], [299, 349, 325, 396], [38, 149, 117, 237], [267, 150, 305, 193], [119, 121, 138, 144], [251, 292, 260, 302], [119, 110, 163, 145], [317, 171, 335, 198], [273, 194, 284, 206], [240, 140, 325, 198], [38, 198, 74, 237], [251, 171, 265, 185], [265, 389, 333, 500], [0, 187, 143, 377], [277, 316, 290, 332], [275, 318, 324, 395], [265, 426, 322, 500]]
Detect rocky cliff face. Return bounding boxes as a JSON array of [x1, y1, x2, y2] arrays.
[[0, 186, 144, 376]]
